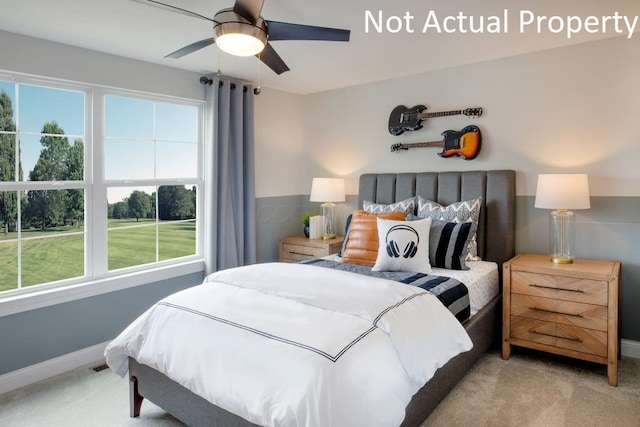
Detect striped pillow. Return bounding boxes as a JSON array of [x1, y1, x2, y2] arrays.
[[418, 197, 482, 261], [429, 220, 478, 270]]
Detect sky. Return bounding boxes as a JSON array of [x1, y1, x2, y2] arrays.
[[0, 80, 199, 203]]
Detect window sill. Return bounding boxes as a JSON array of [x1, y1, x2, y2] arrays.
[[0, 260, 206, 318]]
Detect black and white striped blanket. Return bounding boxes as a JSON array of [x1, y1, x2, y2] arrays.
[[300, 259, 470, 323]]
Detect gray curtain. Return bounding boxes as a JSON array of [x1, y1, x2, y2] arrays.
[[204, 77, 256, 273]]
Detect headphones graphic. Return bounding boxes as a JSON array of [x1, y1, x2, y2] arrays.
[[385, 224, 420, 259]]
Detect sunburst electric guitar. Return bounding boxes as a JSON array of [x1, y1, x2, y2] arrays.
[[390, 125, 482, 160], [388, 105, 483, 136]]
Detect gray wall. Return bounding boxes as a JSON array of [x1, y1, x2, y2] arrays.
[[0, 272, 203, 375]]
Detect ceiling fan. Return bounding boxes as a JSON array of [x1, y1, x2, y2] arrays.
[[133, 0, 351, 75]]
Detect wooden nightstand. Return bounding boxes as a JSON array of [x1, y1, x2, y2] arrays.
[[502, 253, 621, 386], [278, 235, 344, 263]]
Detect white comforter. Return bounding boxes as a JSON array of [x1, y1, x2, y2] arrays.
[[105, 262, 472, 427]]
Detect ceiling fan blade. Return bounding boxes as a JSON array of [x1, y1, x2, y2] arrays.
[[233, 0, 264, 24], [266, 21, 350, 42], [165, 38, 216, 59], [131, 0, 215, 22], [257, 43, 290, 75]]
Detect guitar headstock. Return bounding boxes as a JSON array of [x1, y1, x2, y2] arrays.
[[391, 143, 408, 152], [463, 107, 483, 118]]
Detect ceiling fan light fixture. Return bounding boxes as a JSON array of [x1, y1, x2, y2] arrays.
[[216, 30, 266, 56], [213, 10, 267, 57]]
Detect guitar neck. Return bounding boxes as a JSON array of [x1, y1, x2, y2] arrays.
[[421, 110, 463, 119], [400, 140, 444, 149]]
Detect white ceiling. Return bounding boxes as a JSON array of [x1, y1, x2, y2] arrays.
[[1, 0, 638, 94]]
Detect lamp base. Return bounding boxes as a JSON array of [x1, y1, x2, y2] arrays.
[[551, 255, 573, 264], [322, 234, 336, 240]]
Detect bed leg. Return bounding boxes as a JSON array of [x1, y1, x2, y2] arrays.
[[130, 375, 144, 418]]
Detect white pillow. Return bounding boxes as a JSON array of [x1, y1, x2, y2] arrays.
[[372, 218, 432, 274]]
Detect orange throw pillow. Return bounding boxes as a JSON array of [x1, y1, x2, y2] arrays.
[[342, 210, 407, 266]]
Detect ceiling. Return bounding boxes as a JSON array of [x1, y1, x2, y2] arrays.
[[1, 0, 637, 94]]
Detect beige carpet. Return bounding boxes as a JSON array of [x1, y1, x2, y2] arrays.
[[0, 349, 638, 426], [426, 349, 640, 427]]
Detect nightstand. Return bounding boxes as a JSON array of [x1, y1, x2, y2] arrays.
[[278, 235, 344, 263], [502, 253, 621, 386]]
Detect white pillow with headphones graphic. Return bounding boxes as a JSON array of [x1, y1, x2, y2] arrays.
[[372, 217, 432, 274]]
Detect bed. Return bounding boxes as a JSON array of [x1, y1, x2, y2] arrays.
[[106, 170, 516, 427]]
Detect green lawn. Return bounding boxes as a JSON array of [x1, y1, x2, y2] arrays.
[[0, 220, 196, 293]]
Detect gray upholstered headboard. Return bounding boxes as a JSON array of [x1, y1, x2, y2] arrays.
[[358, 170, 516, 271]]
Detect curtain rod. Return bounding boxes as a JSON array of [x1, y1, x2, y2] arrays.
[[199, 76, 261, 95]]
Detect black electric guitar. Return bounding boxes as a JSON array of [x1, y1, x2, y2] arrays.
[[390, 125, 482, 160], [388, 105, 483, 136]]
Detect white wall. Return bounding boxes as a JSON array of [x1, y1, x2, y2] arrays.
[[301, 35, 640, 197], [254, 88, 305, 198]]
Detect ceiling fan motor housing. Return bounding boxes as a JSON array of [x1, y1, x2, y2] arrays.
[[213, 8, 268, 56]]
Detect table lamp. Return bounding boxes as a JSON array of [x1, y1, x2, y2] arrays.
[[534, 174, 590, 264], [310, 178, 345, 240]]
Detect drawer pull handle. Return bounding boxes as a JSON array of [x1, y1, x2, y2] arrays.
[[289, 251, 312, 256], [529, 284, 584, 293], [529, 307, 584, 318], [529, 329, 583, 343]]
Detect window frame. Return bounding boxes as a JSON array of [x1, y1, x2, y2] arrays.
[[0, 73, 205, 314]]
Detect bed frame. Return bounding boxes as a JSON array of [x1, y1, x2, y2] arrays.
[[129, 170, 516, 426]]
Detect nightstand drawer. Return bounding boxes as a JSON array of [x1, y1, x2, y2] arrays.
[[281, 243, 328, 261], [511, 294, 608, 331], [511, 316, 607, 357], [511, 271, 608, 305]]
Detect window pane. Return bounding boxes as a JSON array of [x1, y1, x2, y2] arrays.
[[105, 139, 154, 180], [0, 240, 18, 292], [158, 185, 196, 261], [19, 188, 85, 287], [22, 189, 84, 229], [21, 234, 84, 287], [20, 133, 84, 182], [156, 103, 198, 142], [156, 141, 197, 179], [0, 134, 17, 182], [159, 220, 196, 261], [0, 81, 16, 124], [105, 96, 153, 139], [0, 190, 19, 234], [18, 85, 84, 135], [107, 186, 156, 270], [0, 189, 18, 292]]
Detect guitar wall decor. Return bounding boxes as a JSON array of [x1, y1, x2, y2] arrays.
[[388, 105, 483, 136], [390, 125, 482, 160]]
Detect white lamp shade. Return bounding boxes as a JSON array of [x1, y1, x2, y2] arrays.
[[310, 178, 345, 203], [534, 174, 590, 210]]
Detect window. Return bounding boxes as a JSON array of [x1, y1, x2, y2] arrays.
[[104, 95, 199, 271], [0, 76, 203, 296]]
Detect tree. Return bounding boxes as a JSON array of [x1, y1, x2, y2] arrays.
[[27, 121, 69, 229], [0, 90, 20, 234], [64, 139, 84, 226], [127, 191, 151, 222], [158, 185, 196, 220], [111, 201, 129, 219]]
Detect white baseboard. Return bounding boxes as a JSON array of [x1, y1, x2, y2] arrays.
[[0, 341, 109, 396], [622, 339, 640, 359]]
